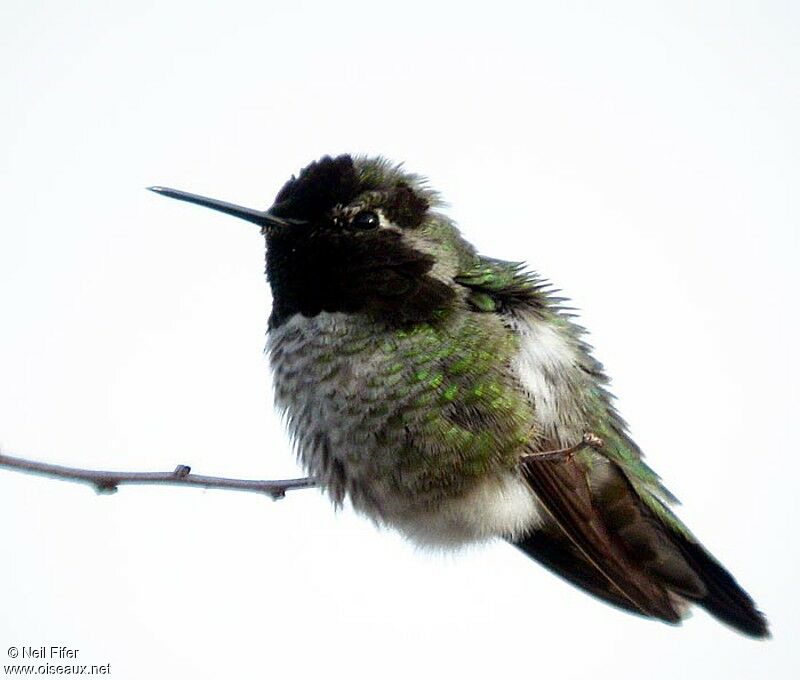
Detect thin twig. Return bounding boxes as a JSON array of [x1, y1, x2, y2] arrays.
[[0, 450, 315, 499], [1, 432, 603, 499]]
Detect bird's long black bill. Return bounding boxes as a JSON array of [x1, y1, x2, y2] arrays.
[[147, 186, 296, 230]]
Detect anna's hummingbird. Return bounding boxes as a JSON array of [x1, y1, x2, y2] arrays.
[[150, 154, 768, 637]]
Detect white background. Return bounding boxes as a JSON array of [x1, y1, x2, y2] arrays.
[[0, 2, 797, 678]]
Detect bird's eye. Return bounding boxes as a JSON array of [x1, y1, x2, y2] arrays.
[[350, 210, 380, 230]]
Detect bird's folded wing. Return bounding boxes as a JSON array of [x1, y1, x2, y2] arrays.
[[520, 456, 681, 623]]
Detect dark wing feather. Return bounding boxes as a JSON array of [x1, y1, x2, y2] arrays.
[[664, 524, 770, 637], [520, 457, 681, 623], [512, 529, 646, 616]]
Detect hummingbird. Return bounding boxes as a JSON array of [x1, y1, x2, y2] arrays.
[[149, 154, 768, 637]]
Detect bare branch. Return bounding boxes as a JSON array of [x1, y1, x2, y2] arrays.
[[0, 450, 315, 499]]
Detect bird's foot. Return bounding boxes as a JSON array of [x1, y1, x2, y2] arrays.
[[522, 432, 604, 463]]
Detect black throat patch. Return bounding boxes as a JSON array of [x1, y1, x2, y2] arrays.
[[265, 227, 456, 328]]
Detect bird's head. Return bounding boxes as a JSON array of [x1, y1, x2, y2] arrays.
[[151, 154, 474, 328]]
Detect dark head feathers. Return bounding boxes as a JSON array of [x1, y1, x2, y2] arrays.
[[271, 155, 359, 222], [383, 183, 430, 228], [269, 154, 435, 227]]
